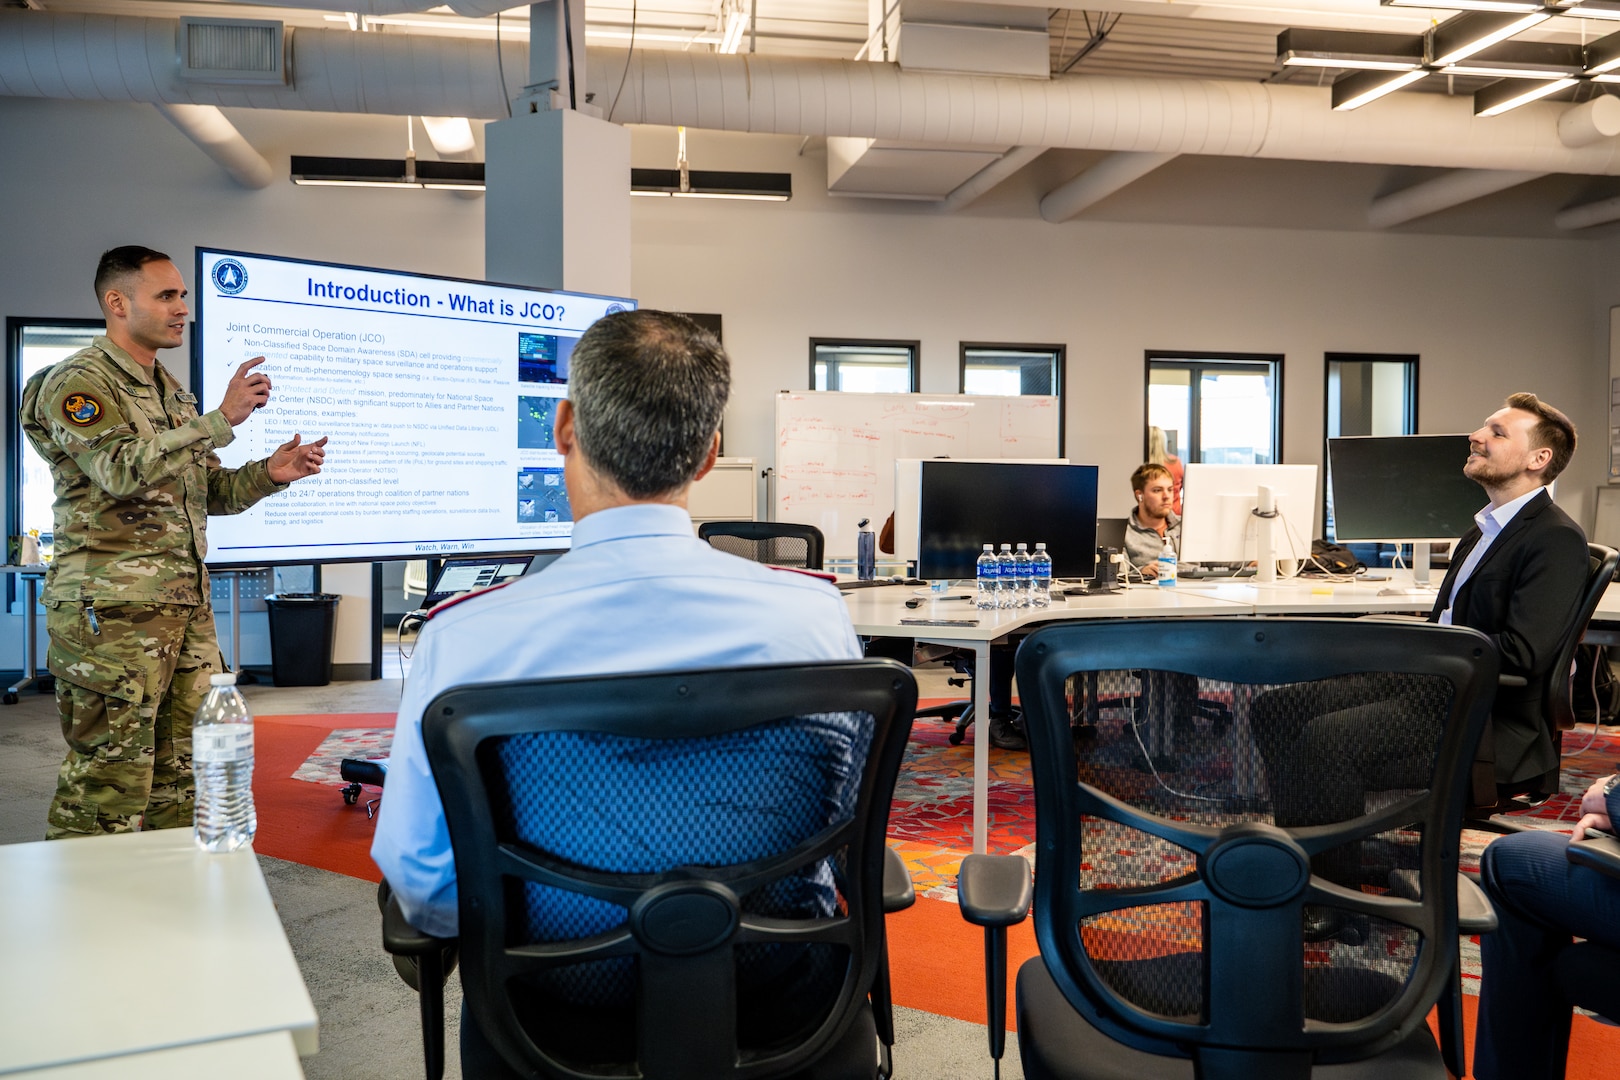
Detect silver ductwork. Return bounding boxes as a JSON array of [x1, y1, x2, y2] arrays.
[[4, 11, 1620, 176]]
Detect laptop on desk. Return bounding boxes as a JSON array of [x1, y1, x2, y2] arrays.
[[421, 555, 535, 610]]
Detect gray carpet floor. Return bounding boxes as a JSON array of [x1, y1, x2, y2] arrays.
[[0, 665, 1022, 1079]]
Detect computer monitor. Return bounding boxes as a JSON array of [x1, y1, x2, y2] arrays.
[[1326, 435, 1479, 543], [1179, 464, 1318, 580], [892, 457, 1069, 566], [917, 461, 1099, 581]]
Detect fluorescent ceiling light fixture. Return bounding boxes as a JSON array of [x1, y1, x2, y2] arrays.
[[1592, 71, 1620, 79], [1276, 28, 1423, 71], [1331, 68, 1429, 110], [1567, 0, 1620, 15], [290, 155, 485, 190], [1383, 0, 1546, 11], [1474, 75, 1578, 114], [630, 168, 791, 200], [1584, 30, 1620, 72], [1443, 63, 1571, 76], [718, 8, 748, 54], [1430, 11, 1553, 67]]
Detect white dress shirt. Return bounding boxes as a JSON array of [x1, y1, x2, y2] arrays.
[[1438, 487, 1545, 626]]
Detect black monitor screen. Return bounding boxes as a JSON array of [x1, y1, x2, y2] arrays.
[[1327, 435, 1482, 542], [919, 462, 1099, 580]]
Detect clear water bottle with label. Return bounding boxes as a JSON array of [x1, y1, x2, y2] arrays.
[[997, 544, 1017, 608], [1031, 543, 1052, 607], [1013, 543, 1033, 608], [976, 544, 998, 609], [1156, 535, 1178, 588], [193, 672, 257, 854]]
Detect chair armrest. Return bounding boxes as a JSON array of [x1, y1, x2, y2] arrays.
[[1457, 873, 1498, 934], [883, 846, 915, 913], [381, 883, 457, 959], [958, 854, 1032, 928], [1497, 673, 1528, 687], [1568, 831, 1620, 881]]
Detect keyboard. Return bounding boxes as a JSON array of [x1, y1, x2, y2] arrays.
[[1176, 566, 1257, 580]]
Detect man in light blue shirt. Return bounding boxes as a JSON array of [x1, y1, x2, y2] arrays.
[[372, 311, 862, 942]]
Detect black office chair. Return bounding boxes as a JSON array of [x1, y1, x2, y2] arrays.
[[1471, 542, 1619, 817], [957, 617, 1497, 1080], [700, 520, 826, 571], [381, 659, 917, 1080]]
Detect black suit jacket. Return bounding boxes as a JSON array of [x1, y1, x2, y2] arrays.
[[1428, 488, 1589, 785]]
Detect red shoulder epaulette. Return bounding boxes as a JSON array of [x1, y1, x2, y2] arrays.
[[423, 580, 518, 620], [768, 565, 838, 584]]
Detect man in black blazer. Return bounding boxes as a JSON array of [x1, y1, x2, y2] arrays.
[[1428, 392, 1588, 794], [1252, 394, 1585, 905]]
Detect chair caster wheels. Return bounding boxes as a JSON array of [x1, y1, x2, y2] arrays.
[[2, 692, 17, 706], [948, 731, 965, 746], [342, 782, 362, 806]]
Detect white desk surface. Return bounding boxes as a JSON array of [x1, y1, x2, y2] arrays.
[[1594, 582, 1620, 622], [9, 1033, 304, 1079], [843, 582, 1248, 640], [1175, 570, 1442, 615], [0, 830, 318, 1076]]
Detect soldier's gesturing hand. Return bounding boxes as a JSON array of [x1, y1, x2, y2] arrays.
[[266, 433, 328, 484], [220, 357, 272, 425]]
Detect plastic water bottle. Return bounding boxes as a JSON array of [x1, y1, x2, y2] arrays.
[[976, 544, 998, 609], [193, 672, 257, 853], [997, 544, 1016, 608], [1013, 543, 1033, 608], [856, 517, 876, 581], [1156, 535, 1178, 588], [1031, 543, 1052, 607]]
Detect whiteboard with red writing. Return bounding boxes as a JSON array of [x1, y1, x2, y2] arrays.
[[773, 391, 1062, 561]]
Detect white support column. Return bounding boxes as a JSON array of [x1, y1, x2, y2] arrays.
[[153, 103, 272, 189], [938, 146, 1046, 213]]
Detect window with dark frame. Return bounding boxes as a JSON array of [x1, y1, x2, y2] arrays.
[[7, 318, 104, 612], [1324, 352, 1419, 548], [1146, 352, 1283, 466], [810, 339, 919, 393], [960, 342, 1066, 453]]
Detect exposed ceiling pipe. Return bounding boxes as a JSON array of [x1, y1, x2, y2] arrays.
[[6, 12, 1620, 177], [154, 103, 273, 189], [938, 146, 1046, 212], [1559, 96, 1620, 149], [236, 1, 520, 16], [1039, 152, 1178, 223], [1554, 194, 1620, 229], [1366, 169, 1546, 228]]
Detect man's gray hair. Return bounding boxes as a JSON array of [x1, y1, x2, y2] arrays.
[[568, 310, 731, 499]]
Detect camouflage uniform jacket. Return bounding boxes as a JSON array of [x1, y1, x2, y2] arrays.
[[20, 336, 285, 606]]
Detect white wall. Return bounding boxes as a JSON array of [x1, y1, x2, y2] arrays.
[[0, 98, 1610, 668]]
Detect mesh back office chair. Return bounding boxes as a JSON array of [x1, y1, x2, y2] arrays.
[[700, 521, 826, 571], [1472, 542, 1619, 816], [381, 660, 917, 1080], [956, 618, 1497, 1080]]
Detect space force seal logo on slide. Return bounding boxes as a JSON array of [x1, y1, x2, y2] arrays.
[[212, 258, 248, 296], [62, 393, 102, 426]]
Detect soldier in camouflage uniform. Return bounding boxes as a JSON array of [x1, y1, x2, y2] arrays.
[[21, 246, 328, 838]]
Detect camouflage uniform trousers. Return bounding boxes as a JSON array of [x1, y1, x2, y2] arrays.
[[44, 600, 224, 838]]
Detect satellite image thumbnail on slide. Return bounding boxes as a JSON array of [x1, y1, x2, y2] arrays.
[[518, 396, 559, 450], [518, 333, 575, 384], [518, 468, 572, 523]]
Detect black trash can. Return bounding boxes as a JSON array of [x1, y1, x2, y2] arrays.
[[264, 593, 340, 687]]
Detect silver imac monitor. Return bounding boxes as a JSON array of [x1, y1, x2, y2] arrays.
[[1179, 463, 1318, 581]]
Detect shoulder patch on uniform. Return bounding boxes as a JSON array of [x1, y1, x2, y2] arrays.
[[423, 579, 517, 621], [62, 392, 104, 427], [768, 565, 839, 585]]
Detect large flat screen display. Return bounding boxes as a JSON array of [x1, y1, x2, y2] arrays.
[[194, 248, 634, 566], [1327, 434, 1480, 542], [918, 461, 1099, 581]]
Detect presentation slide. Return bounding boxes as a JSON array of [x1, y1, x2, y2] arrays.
[[194, 248, 635, 566]]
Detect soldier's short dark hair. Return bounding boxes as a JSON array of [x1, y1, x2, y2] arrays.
[[1505, 392, 1576, 483], [568, 310, 730, 500], [94, 246, 171, 304]]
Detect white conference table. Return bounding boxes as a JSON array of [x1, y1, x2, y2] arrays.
[[0, 830, 319, 1076], [847, 572, 1444, 854], [845, 583, 1253, 854], [10, 1033, 304, 1079]]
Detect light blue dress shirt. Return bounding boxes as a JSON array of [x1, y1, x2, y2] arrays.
[[371, 502, 864, 938], [1438, 486, 1544, 627]]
